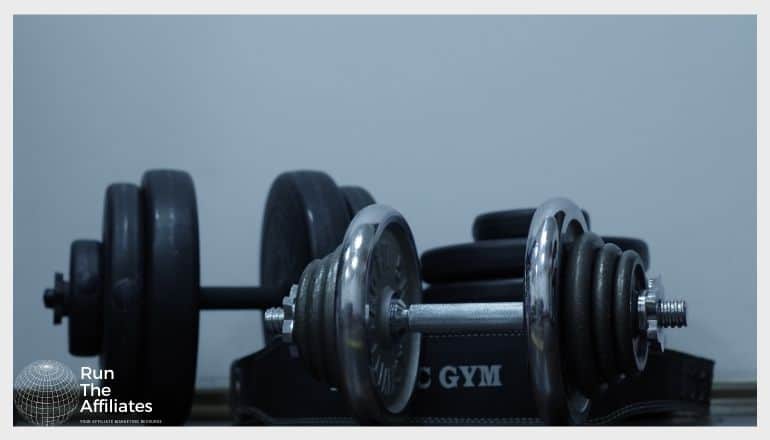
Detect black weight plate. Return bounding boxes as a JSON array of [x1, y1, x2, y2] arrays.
[[603, 236, 650, 269], [339, 185, 376, 219], [68, 240, 103, 356], [294, 260, 319, 376], [101, 183, 143, 400], [321, 252, 341, 388], [472, 208, 592, 241], [420, 239, 526, 283], [563, 232, 603, 397], [614, 250, 646, 376], [472, 208, 535, 240], [423, 279, 524, 303], [141, 170, 200, 425], [307, 257, 330, 384], [591, 243, 622, 383], [261, 171, 350, 294]]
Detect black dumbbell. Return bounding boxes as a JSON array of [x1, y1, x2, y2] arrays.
[[262, 199, 687, 424], [42, 169, 375, 425]]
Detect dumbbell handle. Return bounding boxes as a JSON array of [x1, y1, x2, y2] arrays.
[[390, 302, 524, 334], [200, 286, 284, 310], [44, 279, 284, 313], [388, 295, 686, 336]]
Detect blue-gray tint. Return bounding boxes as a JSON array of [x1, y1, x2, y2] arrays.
[[14, 16, 756, 385]]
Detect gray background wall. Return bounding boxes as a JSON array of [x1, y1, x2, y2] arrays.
[[14, 15, 756, 387]]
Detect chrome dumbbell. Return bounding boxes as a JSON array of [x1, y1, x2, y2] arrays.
[[264, 199, 687, 424]]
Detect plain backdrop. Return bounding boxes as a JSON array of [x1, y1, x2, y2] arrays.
[[13, 15, 756, 387]]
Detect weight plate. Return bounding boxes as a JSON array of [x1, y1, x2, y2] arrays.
[[336, 206, 421, 423], [261, 171, 350, 294], [423, 279, 524, 303], [563, 232, 603, 397], [603, 236, 650, 269], [321, 249, 342, 388], [293, 260, 319, 377], [591, 243, 622, 383], [141, 170, 200, 425], [422, 235, 644, 286], [308, 258, 331, 384], [523, 198, 591, 425], [472, 208, 535, 240], [339, 185, 376, 218], [614, 250, 648, 376], [420, 239, 527, 283], [68, 240, 103, 356], [472, 208, 592, 241], [294, 248, 344, 388], [101, 183, 143, 400]]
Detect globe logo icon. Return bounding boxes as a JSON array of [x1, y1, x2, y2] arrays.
[[14, 360, 80, 426]]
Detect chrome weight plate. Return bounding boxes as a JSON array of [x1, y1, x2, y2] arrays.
[[335, 205, 422, 424], [524, 198, 590, 425]]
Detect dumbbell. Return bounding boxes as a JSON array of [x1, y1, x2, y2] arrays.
[[42, 169, 375, 425], [421, 207, 650, 302], [262, 199, 687, 424]]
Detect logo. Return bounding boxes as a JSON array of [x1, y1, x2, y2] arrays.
[[78, 367, 153, 417], [14, 360, 80, 426], [417, 364, 503, 390], [14, 361, 158, 426]]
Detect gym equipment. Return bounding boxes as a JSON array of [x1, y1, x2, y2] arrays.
[[263, 199, 687, 424], [421, 235, 649, 284], [421, 239, 527, 283], [42, 169, 375, 425], [467, 208, 650, 270], [472, 208, 591, 241]]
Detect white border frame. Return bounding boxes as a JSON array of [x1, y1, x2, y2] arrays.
[[1, 1, 764, 437]]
